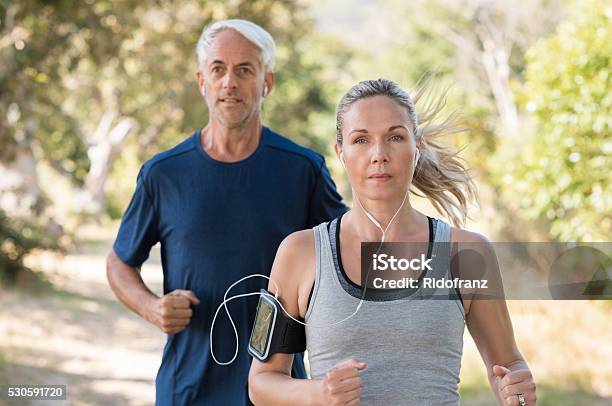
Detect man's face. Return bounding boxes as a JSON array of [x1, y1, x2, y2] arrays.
[[197, 29, 271, 130]]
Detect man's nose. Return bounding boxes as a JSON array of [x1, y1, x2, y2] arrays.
[[222, 70, 238, 90]]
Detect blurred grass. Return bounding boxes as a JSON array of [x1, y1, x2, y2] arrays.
[[460, 379, 612, 405], [458, 299, 611, 405]]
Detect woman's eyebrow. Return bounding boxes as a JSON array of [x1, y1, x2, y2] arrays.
[[348, 125, 409, 137]]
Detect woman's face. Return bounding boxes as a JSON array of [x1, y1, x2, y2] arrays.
[[336, 95, 419, 202]]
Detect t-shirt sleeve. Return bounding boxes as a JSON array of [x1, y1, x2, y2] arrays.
[[112, 167, 160, 267], [307, 159, 347, 227]]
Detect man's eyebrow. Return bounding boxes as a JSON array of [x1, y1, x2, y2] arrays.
[[209, 60, 256, 67], [348, 128, 368, 136]]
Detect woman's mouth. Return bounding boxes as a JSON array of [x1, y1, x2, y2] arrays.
[[368, 173, 392, 181]]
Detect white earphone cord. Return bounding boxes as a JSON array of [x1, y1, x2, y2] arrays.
[[210, 190, 409, 365]]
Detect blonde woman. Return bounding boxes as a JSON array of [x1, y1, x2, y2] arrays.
[[248, 79, 536, 406]]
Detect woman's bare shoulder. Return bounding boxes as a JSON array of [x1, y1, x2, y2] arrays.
[[270, 229, 316, 287], [276, 229, 316, 267], [449, 225, 495, 264], [449, 225, 491, 244], [270, 229, 317, 317]]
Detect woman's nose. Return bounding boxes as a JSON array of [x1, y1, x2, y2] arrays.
[[371, 144, 389, 164]]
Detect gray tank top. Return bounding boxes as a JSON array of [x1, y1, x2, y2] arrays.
[[305, 216, 465, 405]]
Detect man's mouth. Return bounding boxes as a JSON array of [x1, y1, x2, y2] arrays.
[[219, 97, 242, 104]]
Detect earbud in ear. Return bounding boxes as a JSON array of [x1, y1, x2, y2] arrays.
[[263, 85, 269, 97], [415, 148, 420, 163], [339, 152, 346, 169]]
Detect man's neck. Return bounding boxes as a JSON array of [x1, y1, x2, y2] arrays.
[[201, 118, 263, 162]]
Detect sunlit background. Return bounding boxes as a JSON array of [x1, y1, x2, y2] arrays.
[[1, 0, 610, 405]]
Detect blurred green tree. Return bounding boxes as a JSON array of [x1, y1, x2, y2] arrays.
[[513, 0, 611, 241], [0, 208, 60, 284]]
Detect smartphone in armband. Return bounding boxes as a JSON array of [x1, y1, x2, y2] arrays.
[[248, 289, 306, 362]]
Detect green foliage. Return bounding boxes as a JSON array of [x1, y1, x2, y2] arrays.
[[515, 0, 611, 241], [266, 34, 355, 153], [0, 209, 59, 285]]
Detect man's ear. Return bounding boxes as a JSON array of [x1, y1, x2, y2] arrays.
[[264, 72, 275, 96], [196, 71, 206, 98]]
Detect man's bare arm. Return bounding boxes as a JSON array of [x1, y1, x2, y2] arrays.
[[106, 249, 200, 335]]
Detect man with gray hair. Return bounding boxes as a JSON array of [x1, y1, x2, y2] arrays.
[[106, 19, 346, 405]]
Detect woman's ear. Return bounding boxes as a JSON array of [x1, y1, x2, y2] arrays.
[[415, 137, 426, 163], [334, 144, 346, 169]]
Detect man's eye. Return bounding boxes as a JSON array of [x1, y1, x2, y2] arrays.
[[354, 138, 367, 144], [236, 67, 252, 75], [211, 67, 223, 73]]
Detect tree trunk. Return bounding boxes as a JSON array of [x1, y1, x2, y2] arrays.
[[0, 145, 44, 217], [75, 111, 138, 215], [476, 9, 519, 137]]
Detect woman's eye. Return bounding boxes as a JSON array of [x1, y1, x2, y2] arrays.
[[354, 138, 367, 144], [389, 134, 403, 141]]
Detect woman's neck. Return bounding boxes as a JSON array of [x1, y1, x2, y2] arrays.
[[345, 195, 427, 242]]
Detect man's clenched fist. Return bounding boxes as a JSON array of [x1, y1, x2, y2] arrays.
[[147, 289, 200, 335]]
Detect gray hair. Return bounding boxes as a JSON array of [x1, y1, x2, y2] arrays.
[[335, 78, 478, 227], [336, 79, 419, 144], [196, 19, 276, 73]]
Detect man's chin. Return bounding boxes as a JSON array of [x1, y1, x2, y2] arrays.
[[216, 114, 252, 130]]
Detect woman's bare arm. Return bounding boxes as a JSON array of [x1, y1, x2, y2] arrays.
[[248, 230, 365, 406], [454, 229, 536, 405], [248, 230, 323, 406]]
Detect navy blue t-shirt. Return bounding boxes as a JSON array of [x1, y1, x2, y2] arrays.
[[113, 127, 346, 405]]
